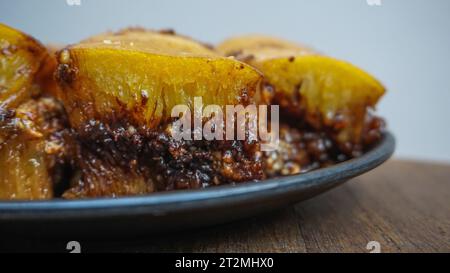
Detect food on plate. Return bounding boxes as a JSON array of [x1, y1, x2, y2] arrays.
[[0, 23, 48, 109], [0, 25, 387, 199], [0, 97, 72, 199], [55, 29, 264, 198], [55, 28, 261, 131], [217, 35, 385, 174], [0, 24, 71, 200]]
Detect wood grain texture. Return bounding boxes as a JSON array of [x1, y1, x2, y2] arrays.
[[2, 160, 450, 252]]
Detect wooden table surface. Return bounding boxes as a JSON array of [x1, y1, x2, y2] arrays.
[[3, 159, 450, 252]]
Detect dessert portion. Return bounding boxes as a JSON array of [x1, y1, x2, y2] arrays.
[[0, 24, 72, 200], [217, 35, 385, 174], [217, 35, 385, 153], [0, 25, 386, 200], [55, 29, 264, 198]]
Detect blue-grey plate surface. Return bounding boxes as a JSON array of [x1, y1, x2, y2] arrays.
[[0, 132, 395, 237]]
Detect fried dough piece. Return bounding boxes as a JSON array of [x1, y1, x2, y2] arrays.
[[0, 97, 71, 200], [0, 23, 48, 109], [217, 35, 385, 155]]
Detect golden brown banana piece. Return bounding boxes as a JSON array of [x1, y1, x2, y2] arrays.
[[217, 35, 385, 156], [0, 23, 48, 109], [0, 24, 71, 200], [55, 29, 263, 131]]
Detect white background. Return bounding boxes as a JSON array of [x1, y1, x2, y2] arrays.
[[1, 0, 449, 162]]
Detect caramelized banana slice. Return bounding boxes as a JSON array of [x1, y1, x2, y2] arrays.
[[0, 23, 48, 109], [217, 35, 385, 152], [56, 29, 262, 130], [0, 98, 71, 200]]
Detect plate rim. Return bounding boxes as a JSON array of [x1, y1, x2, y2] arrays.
[[0, 132, 395, 219]]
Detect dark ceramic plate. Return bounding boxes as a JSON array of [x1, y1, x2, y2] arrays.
[[0, 132, 395, 238]]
